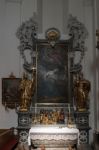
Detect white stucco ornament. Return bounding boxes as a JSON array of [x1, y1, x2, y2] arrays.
[[67, 14, 88, 72]]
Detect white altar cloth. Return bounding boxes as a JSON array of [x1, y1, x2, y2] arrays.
[[28, 125, 79, 147]]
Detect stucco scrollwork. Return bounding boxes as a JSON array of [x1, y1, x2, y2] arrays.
[[16, 17, 38, 72], [67, 14, 88, 72], [16, 14, 88, 74]]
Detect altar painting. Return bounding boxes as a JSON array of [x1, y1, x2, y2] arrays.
[[37, 44, 68, 103]]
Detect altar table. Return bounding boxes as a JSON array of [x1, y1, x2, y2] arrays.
[[28, 125, 79, 149]]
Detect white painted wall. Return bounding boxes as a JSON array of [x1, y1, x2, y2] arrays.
[[42, 0, 65, 34], [0, 0, 20, 129], [94, 0, 99, 132], [0, 0, 36, 128], [0, 0, 97, 144], [68, 0, 96, 143]]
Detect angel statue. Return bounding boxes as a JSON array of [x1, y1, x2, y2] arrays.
[[74, 73, 91, 111], [19, 67, 36, 111]]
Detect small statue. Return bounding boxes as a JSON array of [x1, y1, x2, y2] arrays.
[[74, 73, 91, 111], [57, 109, 65, 124], [19, 68, 36, 111], [68, 145, 73, 150], [40, 145, 46, 150]]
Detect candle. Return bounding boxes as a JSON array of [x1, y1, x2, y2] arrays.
[[68, 104, 70, 114]]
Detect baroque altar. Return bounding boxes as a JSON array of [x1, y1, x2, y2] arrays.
[[28, 125, 79, 150], [15, 15, 91, 147]]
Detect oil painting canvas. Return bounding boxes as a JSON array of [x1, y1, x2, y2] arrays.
[[37, 43, 69, 103], [2, 78, 21, 108]]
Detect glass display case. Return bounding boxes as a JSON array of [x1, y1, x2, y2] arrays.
[[30, 103, 76, 127]]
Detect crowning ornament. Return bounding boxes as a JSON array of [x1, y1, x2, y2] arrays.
[[45, 28, 60, 47]]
